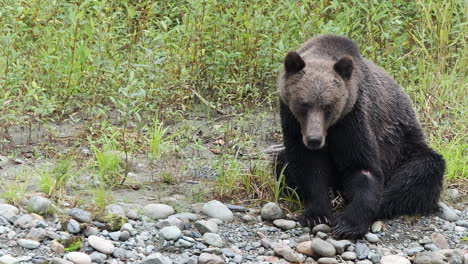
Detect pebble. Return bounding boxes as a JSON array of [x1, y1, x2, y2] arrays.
[[143, 204, 175, 220], [380, 255, 410, 264], [295, 241, 314, 256], [160, 226, 181, 240], [65, 252, 91, 264], [273, 219, 296, 230], [67, 219, 81, 234], [89, 252, 107, 263], [142, 253, 172, 264], [203, 232, 223, 247], [18, 238, 41, 249], [105, 204, 125, 216], [0, 255, 18, 264], [0, 204, 19, 220], [413, 251, 446, 264], [445, 188, 460, 200], [371, 221, 383, 233], [406, 246, 424, 256], [260, 202, 284, 220], [194, 220, 218, 234], [88, 235, 115, 254], [14, 214, 37, 229], [311, 238, 336, 257], [356, 260, 373, 264], [341, 251, 357, 260], [68, 208, 92, 223], [312, 224, 332, 234], [126, 209, 140, 219], [27, 196, 52, 215], [430, 232, 450, 249], [454, 226, 465, 232], [355, 243, 369, 259], [327, 239, 351, 254], [364, 233, 379, 243], [455, 219, 468, 228], [50, 240, 65, 253], [198, 253, 225, 264], [273, 243, 304, 263], [317, 257, 338, 264], [201, 200, 234, 222], [119, 230, 130, 241], [172, 212, 199, 221], [437, 202, 459, 222]]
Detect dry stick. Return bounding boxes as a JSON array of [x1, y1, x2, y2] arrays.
[[190, 88, 226, 115]]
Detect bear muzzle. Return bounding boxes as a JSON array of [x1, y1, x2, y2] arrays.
[[301, 111, 326, 150]]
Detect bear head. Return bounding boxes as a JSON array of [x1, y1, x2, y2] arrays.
[[278, 51, 359, 150]]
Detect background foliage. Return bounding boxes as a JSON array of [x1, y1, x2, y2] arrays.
[[0, 0, 466, 179]]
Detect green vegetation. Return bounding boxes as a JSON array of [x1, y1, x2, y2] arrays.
[[0, 1, 465, 208], [1, 172, 31, 206]]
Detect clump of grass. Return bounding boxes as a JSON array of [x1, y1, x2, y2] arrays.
[[36, 159, 76, 197], [214, 155, 302, 211], [1, 173, 31, 206], [148, 119, 172, 161], [161, 172, 177, 185], [430, 134, 467, 181]]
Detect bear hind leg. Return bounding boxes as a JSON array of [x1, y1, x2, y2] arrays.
[[378, 148, 445, 219]]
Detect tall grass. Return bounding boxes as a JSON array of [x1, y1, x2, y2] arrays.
[[0, 1, 465, 180]]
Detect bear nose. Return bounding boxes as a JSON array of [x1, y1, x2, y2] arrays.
[[306, 136, 323, 149]]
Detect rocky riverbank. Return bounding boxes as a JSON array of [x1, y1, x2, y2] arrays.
[[0, 196, 466, 264]]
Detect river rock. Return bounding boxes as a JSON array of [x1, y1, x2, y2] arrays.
[[201, 200, 234, 222], [143, 204, 175, 220], [260, 202, 284, 220], [88, 235, 115, 254]]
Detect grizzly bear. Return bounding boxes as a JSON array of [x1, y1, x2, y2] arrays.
[[277, 34, 445, 239]]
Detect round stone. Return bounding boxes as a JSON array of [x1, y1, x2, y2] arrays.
[[273, 219, 296, 230], [0, 255, 19, 264], [355, 243, 370, 259], [413, 251, 446, 264], [27, 196, 52, 215], [194, 220, 219, 234], [364, 233, 379, 243], [311, 238, 336, 257], [160, 226, 182, 241], [312, 224, 332, 234], [198, 253, 224, 264], [0, 204, 19, 220], [326, 239, 351, 254], [65, 252, 91, 264], [341, 251, 357, 260], [68, 208, 92, 223], [273, 243, 304, 263], [105, 204, 125, 216], [89, 252, 107, 263], [260, 202, 284, 221], [119, 230, 130, 241], [67, 219, 81, 234], [143, 204, 175, 220], [430, 232, 450, 249], [436, 202, 459, 222], [371, 221, 383, 233], [380, 255, 410, 264], [201, 200, 234, 222], [295, 241, 314, 256], [14, 214, 37, 229], [18, 239, 40, 249], [203, 232, 223, 247], [88, 235, 115, 254], [317, 257, 338, 264]]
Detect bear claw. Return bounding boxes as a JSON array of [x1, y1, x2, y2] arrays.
[[298, 213, 332, 228]]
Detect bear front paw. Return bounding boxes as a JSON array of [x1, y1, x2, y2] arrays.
[[332, 216, 369, 239], [298, 210, 332, 228]]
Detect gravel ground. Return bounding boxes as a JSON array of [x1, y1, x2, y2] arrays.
[[0, 195, 466, 264]]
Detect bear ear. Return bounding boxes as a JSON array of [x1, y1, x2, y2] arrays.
[[284, 51, 305, 74], [334, 55, 354, 80]]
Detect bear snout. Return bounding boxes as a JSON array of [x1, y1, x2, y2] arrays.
[[305, 135, 323, 149]]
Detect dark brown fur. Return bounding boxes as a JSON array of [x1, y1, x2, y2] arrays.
[[277, 34, 445, 239]]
